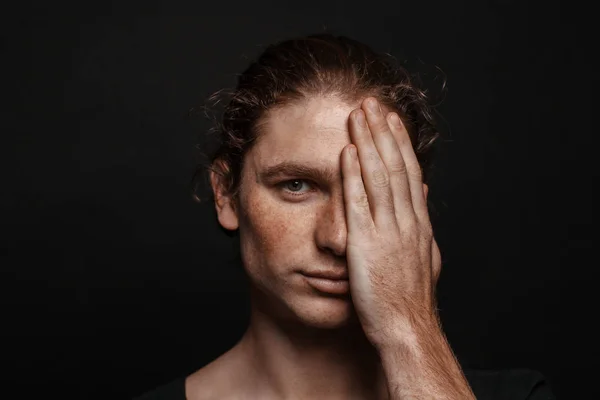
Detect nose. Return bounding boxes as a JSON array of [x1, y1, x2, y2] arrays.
[[315, 195, 347, 257]]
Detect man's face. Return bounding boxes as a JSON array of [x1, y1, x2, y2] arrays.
[[214, 95, 366, 329]]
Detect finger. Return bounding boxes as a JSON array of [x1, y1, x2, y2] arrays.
[[341, 143, 375, 234], [348, 106, 395, 224], [387, 112, 429, 225], [362, 98, 415, 227]]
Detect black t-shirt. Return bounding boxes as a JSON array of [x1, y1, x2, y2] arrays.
[[133, 369, 555, 399]]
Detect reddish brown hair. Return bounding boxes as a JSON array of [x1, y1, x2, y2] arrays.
[[191, 33, 443, 209]]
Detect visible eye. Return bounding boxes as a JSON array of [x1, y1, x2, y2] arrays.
[[278, 179, 315, 196]]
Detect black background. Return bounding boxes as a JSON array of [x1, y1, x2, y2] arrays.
[[2, 1, 593, 399]]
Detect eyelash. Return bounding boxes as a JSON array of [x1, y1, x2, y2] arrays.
[[278, 179, 315, 197]]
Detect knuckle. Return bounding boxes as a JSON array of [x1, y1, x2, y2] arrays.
[[422, 229, 433, 243], [400, 217, 419, 233], [354, 192, 370, 210], [371, 168, 389, 188], [423, 221, 433, 237], [358, 217, 373, 232], [408, 164, 423, 180], [418, 218, 433, 235], [387, 159, 407, 175]]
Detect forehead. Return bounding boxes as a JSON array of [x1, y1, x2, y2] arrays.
[[250, 96, 358, 167]]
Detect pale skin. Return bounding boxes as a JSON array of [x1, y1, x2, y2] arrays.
[[187, 95, 475, 399]]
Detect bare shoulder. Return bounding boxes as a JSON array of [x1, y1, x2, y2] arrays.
[[185, 346, 251, 400]]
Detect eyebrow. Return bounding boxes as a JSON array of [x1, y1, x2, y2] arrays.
[[257, 161, 339, 183]]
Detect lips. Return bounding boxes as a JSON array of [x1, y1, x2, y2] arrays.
[[300, 270, 349, 295], [301, 270, 349, 280]]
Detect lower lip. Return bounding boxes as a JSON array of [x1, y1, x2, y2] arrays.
[[302, 275, 349, 295]]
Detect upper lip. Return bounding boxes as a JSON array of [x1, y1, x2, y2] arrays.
[[302, 270, 349, 280]]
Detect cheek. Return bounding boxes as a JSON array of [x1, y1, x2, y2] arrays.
[[239, 190, 312, 270]]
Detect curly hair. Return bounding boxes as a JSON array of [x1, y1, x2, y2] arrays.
[[191, 33, 443, 212]]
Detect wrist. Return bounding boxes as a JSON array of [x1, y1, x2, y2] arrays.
[[376, 320, 475, 400], [374, 314, 442, 356], [377, 320, 441, 369]]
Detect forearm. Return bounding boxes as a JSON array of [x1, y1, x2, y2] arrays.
[[378, 320, 475, 400]]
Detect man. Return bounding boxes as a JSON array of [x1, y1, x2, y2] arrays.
[[136, 33, 554, 399]]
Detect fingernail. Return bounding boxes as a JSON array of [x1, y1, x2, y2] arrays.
[[390, 113, 402, 127], [367, 98, 379, 112], [349, 145, 357, 158], [355, 110, 366, 127]]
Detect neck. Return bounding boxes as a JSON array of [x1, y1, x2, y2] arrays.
[[233, 287, 390, 400]]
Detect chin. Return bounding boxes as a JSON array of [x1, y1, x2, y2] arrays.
[[248, 279, 360, 330], [290, 295, 360, 330]]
